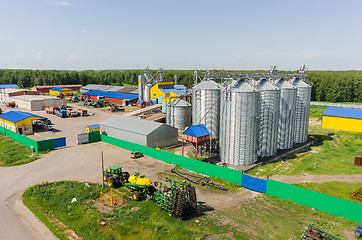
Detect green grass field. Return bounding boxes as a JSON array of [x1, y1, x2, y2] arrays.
[[23, 181, 359, 239], [0, 133, 43, 166]]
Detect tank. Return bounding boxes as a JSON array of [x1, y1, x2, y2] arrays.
[[274, 79, 297, 149], [254, 79, 280, 158], [192, 80, 221, 139], [166, 98, 192, 129], [138, 75, 146, 101], [219, 80, 259, 166], [144, 83, 153, 103], [290, 78, 312, 143]]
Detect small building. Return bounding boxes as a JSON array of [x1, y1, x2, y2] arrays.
[[49, 87, 73, 96], [86, 124, 100, 133], [137, 100, 146, 108], [82, 90, 138, 106], [31, 85, 83, 93], [322, 107, 362, 132], [0, 111, 47, 135], [100, 115, 178, 148], [11, 95, 66, 111], [150, 82, 189, 104], [0, 84, 19, 89], [182, 124, 211, 160]]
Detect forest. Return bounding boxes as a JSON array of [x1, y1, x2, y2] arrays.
[[0, 69, 361, 103]]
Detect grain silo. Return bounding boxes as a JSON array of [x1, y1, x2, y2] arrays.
[[290, 78, 312, 143], [166, 98, 192, 129], [192, 80, 221, 151], [219, 80, 259, 166], [274, 79, 297, 149], [254, 79, 280, 158], [144, 83, 153, 103]]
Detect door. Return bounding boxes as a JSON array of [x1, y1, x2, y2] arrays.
[[18, 128, 23, 134]]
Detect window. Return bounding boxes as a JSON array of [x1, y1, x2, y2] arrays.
[[24, 127, 30, 132]]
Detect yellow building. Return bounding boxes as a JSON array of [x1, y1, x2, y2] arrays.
[[49, 87, 73, 96], [0, 111, 47, 135], [322, 107, 362, 132], [86, 124, 100, 133]]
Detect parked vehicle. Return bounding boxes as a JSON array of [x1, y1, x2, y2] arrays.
[[103, 165, 130, 188], [54, 108, 67, 118], [44, 106, 59, 114], [6, 102, 16, 107], [77, 109, 88, 116], [47, 125, 53, 131], [130, 151, 144, 159]]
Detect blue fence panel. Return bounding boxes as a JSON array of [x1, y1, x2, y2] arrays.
[[53, 137, 66, 149], [242, 174, 267, 193]]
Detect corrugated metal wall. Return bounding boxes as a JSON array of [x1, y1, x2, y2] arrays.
[[146, 124, 178, 148], [100, 125, 147, 146]]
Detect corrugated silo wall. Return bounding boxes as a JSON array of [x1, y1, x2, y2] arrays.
[[257, 89, 280, 157], [219, 88, 259, 166], [173, 105, 192, 129], [294, 86, 312, 143], [278, 87, 297, 149], [192, 88, 220, 139]]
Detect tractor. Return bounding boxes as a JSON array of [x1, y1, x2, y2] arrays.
[[103, 165, 130, 188], [356, 225, 362, 238]]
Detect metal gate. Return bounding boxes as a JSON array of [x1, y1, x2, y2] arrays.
[[53, 137, 66, 149], [77, 133, 89, 144], [242, 174, 267, 193]]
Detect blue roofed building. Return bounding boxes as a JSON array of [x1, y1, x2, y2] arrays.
[[0, 110, 47, 135], [322, 107, 362, 132]]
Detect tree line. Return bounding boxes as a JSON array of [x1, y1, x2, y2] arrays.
[[0, 69, 361, 103]]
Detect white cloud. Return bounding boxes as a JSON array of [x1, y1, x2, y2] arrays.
[[47, 1, 73, 7], [35, 51, 43, 61], [68, 52, 79, 62]]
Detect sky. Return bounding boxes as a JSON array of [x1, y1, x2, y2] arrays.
[[0, 0, 362, 71]]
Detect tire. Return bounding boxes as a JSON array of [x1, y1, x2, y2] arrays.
[[356, 230, 361, 237], [132, 191, 141, 201], [103, 173, 109, 181], [122, 172, 130, 183], [148, 185, 157, 197], [107, 177, 117, 188]]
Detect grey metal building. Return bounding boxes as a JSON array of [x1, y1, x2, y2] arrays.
[[100, 115, 178, 148]]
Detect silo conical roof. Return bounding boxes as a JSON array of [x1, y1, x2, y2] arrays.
[[169, 98, 191, 107], [255, 79, 279, 91], [193, 80, 220, 90], [274, 79, 295, 89], [233, 80, 256, 92], [290, 78, 311, 88]]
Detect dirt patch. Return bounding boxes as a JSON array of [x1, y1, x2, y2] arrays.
[[309, 119, 321, 126], [205, 232, 235, 240], [92, 200, 115, 214], [131, 206, 140, 211]]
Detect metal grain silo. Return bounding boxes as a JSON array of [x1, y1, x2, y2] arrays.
[[138, 74, 146, 101], [274, 79, 297, 149], [192, 80, 221, 140], [166, 98, 192, 129], [144, 83, 152, 103], [254, 79, 280, 158], [290, 78, 312, 143], [219, 80, 259, 166]]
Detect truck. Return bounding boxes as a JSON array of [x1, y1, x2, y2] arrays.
[[44, 106, 59, 114], [77, 108, 88, 116], [66, 109, 78, 117], [54, 108, 67, 118]]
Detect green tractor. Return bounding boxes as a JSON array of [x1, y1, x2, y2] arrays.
[[152, 178, 197, 219], [103, 165, 130, 188]]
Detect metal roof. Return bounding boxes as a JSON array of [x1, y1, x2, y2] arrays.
[[274, 79, 295, 89], [183, 124, 210, 137], [83, 90, 138, 100], [290, 78, 311, 88], [106, 86, 125, 92], [255, 79, 279, 91], [87, 124, 100, 129], [50, 87, 70, 91], [0, 84, 19, 89], [0, 111, 46, 123], [169, 98, 191, 107], [174, 84, 186, 90], [100, 115, 166, 135], [233, 80, 256, 92], [322, 107, 362, 120], [193, 80, 220, 90]]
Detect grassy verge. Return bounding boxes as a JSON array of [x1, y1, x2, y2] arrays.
[[294, 181, 362, 204], [0, 133, 46, 166], [248, 118, 362, 177], [309, 105, 328, 119], [24, 181, 358, 239]]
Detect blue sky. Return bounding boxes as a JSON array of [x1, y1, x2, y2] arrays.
[[1, 0, 361, 71]]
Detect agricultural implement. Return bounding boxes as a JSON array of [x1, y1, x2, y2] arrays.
[[124, 172, 156, 201], [301, 224, 342, 240], [171, 168, 227, 191], [350, 187, 362, 201], [103, 165, 130, 188], [356, 225, 362, 237]]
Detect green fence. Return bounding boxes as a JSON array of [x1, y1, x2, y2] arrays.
[[267, 179, 362, 223], [89, 131, 101, 143], [101, 135, 243, 184]]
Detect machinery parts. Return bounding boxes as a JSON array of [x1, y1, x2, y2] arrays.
[[153, 178, 197, 219], [109, 105, 124, 112], [103, 165, 130, 188], [125, 172, 155, 201], [351, 187, 362, 201], [301, 224, 342, 240], [171, 168, 227, 191], [356, 225, 362, 238]]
